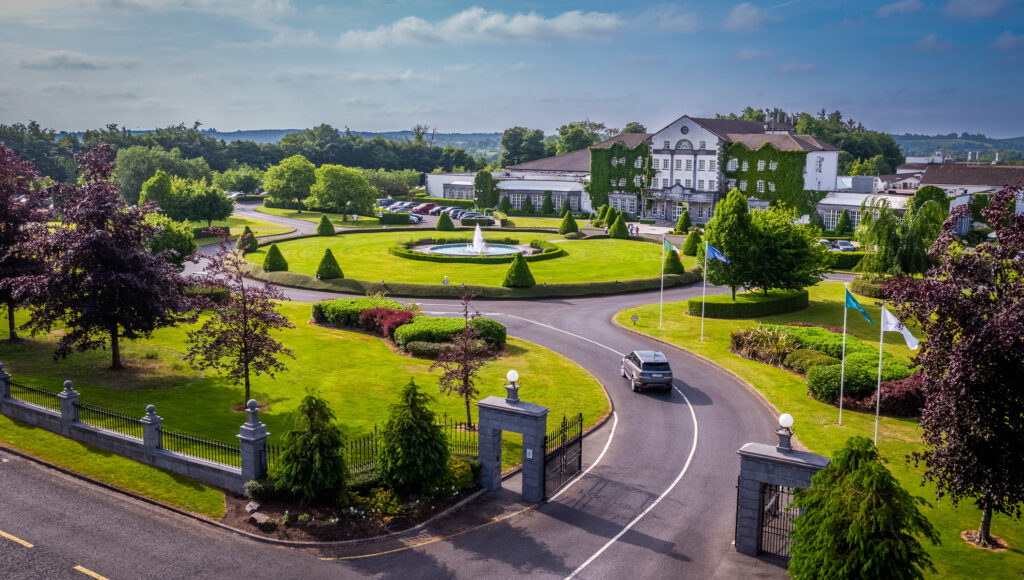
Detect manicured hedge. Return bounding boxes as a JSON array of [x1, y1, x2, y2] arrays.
[[387, 237, 565, 264], [312, 297, 404, 326], [316, 248, 343, 279], [849, 276, 885, 298], [421, 197, 475, 209], [663, 249, 686, 275], [807, 363, 876, 403], [468, 317, 506, 345], [460, 218, 491, 227], [783, 349, 840, 374], [316, 214, 335, 236], [435, 212, 455, 231], [379, 212, 411, 225], [262, 244, 288, 272], [502, 253, 535, 288], [830, 251, 867, 270], [236, 226, 259, 253], [392, 316, 506, 348], [686, 289, 809, 318], [768, 325, 874, 359]]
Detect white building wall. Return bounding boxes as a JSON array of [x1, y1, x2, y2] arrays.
[[803, 151, 839, 191], [649, 116, 721, 193]]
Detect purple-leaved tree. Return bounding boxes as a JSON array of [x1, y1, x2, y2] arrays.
[[185, 239, 294, 406], [430, 293, 486, 428], [19, 145, 193, 368], [887, 183, 1024, 548], [0, 143, 47, 341]]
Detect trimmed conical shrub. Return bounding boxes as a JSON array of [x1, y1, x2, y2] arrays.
[[521, 196, 536, 214], [316, 248, 343, 279], [597, 204, 609, 223], [682, 231, 701, 256], [604, 207, 618, 228], [541, 191, 554, 214], [675, 210, 692, 233], [834, 209, 852, 236], [502, 253, 535, 288], [560, 199, 571, 217], [317, 214, 335, 236], [608, 215, 629, 239], [558, 212, 578, 235], [262, 243, 288, 272], [435, 211, 455, 231], [236, 225, 259, 253], [663, 249, 686, 275]]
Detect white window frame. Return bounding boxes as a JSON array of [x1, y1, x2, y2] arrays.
[[757, 160, 766, 171], [685, 159, 693, 171], [685, 178, 692, 188], [699, 140, 706, 149], [634, 157, 642, 168], [769, 160, 778, 171], [709, 160, 717, 171], [698, 160, 706, 171], [662, 178, 669, 188], [675, 159, 682, 170], [709, 179, 717, 190], [739, 180, 747, 192], [697, 179, 704, 190], [768, 182, 775, 192], [757, 180, 765, 193], [741, 161, 749, 171], [728, 158, 738, 171], [663, 140, 671, 149]]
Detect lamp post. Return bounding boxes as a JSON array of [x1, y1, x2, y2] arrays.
[[776, 413, 794, 452], [505, 369, 520, 403]]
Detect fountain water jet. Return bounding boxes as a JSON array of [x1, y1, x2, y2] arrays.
[[470, 224, 487, 254]]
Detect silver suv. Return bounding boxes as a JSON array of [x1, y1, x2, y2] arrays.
[[620, 350, 673, 392]]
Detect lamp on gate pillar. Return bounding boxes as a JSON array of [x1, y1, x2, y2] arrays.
[[777, 413, 794, 452], [505, 369, 520, 403]]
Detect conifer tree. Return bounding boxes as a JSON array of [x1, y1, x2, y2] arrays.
[[608, 215, 629, 239], [681, 231, 701, 256], [316, 214, 335, 236], [663, 249, 686, 275], [272, 392, 348, 505], [316, 248, 343, 279], [262, 243, 288, 272], [435, 211, 455, 231], [675, 210, 692, 233], [376, 379, 450, 495], [558, 212, 579, 235], [540, 191, 554, 214], [502, 253, 535, 287], [834, 209, 852, 236], [236, 225, 259, 253], [521, 196, 536, 214]]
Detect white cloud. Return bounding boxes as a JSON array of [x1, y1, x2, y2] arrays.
[[723, 3, 776, 32], [336, 7, 623, 50], [777, 61, 817, 74], [942, 0, 1014, 20], [21, 50, 139, 70], [345, 69, 435, 84], [992, 30, 1024, 50], [912, 33, 956, 52], [735, 48, 771, 60], [271, 67, 335, 83], [642, 4, 698, 33], [509, 62, 534, 71], [876, 0, 923, 18]]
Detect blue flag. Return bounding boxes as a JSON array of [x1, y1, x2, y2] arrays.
[[845, 288, 873, 324], [706, 243, 730, 264]]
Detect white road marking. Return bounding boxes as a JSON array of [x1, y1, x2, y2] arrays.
[[500, 313, 625, 356], [566, 384, 699, 579]]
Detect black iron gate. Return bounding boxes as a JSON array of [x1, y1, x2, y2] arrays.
[[758, 482, 797, 560], [543, 413, 583, 498]]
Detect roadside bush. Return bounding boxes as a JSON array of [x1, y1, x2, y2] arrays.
[[849, 275, 885, 298], [236, 226, 259, 253], [844, 373, 926, 417], [771, 325, 875, 359], [272, 392, 348, 505], [687, 290, 808, 318], [317, 214, 335, 236], [608, 215, 629, 239], [559, 212, 579, 235], [448, 457, 475, 491], [675, 210, 692, 233], [681, 231, 700, 256], [730, 325, 802, 366], [316, 248, 343, 279], [831, 251, 867, 270], [783, 349, 841, 375], [358, 307, 415, 338], [807, 363, 876, 403], [845, 352, 914, 382], [244, 478, 278, 501], [376, 379, 450, 495], [361, 487, 403, 517], [312, 297, 404, 326], [435, 212, 455, 231], [502, 253, 536, 288], [262, 243, 288, 272], [379, 212, 411, 225], [469, 316, 507, 346], [403, 341, 445, 359], [663, 249, 686, 275]]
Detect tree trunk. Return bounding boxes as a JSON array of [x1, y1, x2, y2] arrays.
[[7, 301, 18, 342], [243, 363, 251, 407], [977, 505, 994, 547], [207, 218, 212, 228], [110, 324, 122, 370], [731, 285, 737, 300], [295, 198, 302, 214], [464, 395, 473, 429]]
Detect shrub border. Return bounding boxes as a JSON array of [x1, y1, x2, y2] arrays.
[[387, 238, 566, 264], [686, 289, 810, 318]]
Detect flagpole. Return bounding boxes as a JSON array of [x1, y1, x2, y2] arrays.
[[659, 235, 665, 329], [700, 241, 709, 342], [874, 300, 886, 445], [839, 282, 849, 426]]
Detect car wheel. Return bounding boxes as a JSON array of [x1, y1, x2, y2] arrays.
[[630, 375, 640, 392], [620, 364, 626, 377]]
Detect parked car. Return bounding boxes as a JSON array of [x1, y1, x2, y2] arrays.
[[376, 198, 395, 207], [391, 209, 422, 224], [461, 215, 495, 225], [429, 205, 451, 215], [620, 350, 673, 392], [449, 209, 469, 219], [413, 203, 437, 214], [817, 239, 832, 249], [835, 240, 856, 252]]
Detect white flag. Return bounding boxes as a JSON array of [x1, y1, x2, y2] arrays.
[[881, 306, 920, 350]]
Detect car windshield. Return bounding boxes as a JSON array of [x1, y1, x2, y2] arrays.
[[641, 362, 671, 372]]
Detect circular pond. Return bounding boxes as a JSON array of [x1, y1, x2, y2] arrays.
[[428, 243, 522, 256]]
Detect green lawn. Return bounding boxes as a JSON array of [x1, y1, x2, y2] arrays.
[[193, 214, 291, 246], [504, 216, 563, 228], [616, 281, 1023, 579], [1, 302, 608, 472], [256, 206, 381, 229], [245, 232, 699, 286]]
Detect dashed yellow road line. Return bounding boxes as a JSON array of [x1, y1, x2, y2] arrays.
[[0, 529, 33, 548], [73, 565, 109, 580]]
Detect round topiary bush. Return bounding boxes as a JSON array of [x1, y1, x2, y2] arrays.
[[675, 210, 692, 233], [316, 248, 343, 279], [502, 253, 535, 288], [435, 211, 455, 231], [783, 349, 841, 375], [807, 363, 876, 403], [681, 231, 701, 256], [608, 215, 629, 239], [663, 249, 686, 275], [316, 214, 335, 236], [236, 225, 259, 253], [469, 316, 507, 345], [849, 275, 885, 298], [262, 243, 288, 272], [558, 212, 579, 235]]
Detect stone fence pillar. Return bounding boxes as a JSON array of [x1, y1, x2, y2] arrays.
[[238, 399, 268, 483], [58, 380, 79, 436], [0, 363, 10, 399], [476, 395, 549, 503], [141, 404, 163, 451]]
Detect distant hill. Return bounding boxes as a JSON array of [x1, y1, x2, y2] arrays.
[[893, 132, 1024, 162], [199, 129, 503, 159]]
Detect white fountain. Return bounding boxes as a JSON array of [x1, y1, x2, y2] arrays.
[[470, 224, 487, 254]]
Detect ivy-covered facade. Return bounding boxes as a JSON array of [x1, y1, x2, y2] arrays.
[[587, 137, 654, 214], [721, 142, 828, 215]]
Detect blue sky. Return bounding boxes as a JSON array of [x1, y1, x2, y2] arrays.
[[1, 0, 1022, 136]]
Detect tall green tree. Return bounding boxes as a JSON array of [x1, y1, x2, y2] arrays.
[[113, 145, 211, 205], [700, 188, 754, 299], [143, 213, 196, 270], [855, 198, 903, 275], [306, 164, 375, 216], [675, 210, 692, 233], [263, 155, 315, 212], [789, 436, 940, 580], [896, 199, 947, 274], [188, 180, 234, 227], [622, 122, 647, 134], [555, 125, 599, 155], [906, 185, 950, 215], [541, 191, 554, 214], [272, 391, 348, 505], [376, 379, 450, 495], [745, 207, 830, 294], [833, 209, 853, 236], [474, 170, 498, 208], [212, 164, 263, 194]]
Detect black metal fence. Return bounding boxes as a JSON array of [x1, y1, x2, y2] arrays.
[[438, 413, 478, 458], [160, 426, 241, 468], [74, 401, 143, 440], [8, 381, 61, 412], [758, 482, 797, 561], [544, 413, 584, 498]]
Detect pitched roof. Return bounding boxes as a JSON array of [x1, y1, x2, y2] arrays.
[[591, 133, 652, 149], [725, 132, 839, 152], [921, 164, 1024, 187], [690, 117, 771, 137], [505, 147, 591, 173]]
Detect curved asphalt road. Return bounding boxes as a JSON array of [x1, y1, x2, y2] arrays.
[[2, 205, 787, 579]]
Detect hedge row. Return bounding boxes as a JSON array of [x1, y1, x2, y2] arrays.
[[686, 290, 809, 318], [460, 218, 491, 227], [393, 316, 506, 348], [387, 238, 565, 264], [830, 251, 867, 270], [379, 212, 411, 225], [192, 226, 231, 238], [312, 297, 404, 327], [419, 197, 475, 209], [849, 276, 885, 299]]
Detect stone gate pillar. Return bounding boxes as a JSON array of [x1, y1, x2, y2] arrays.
[[476, 395, 549, 503]]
